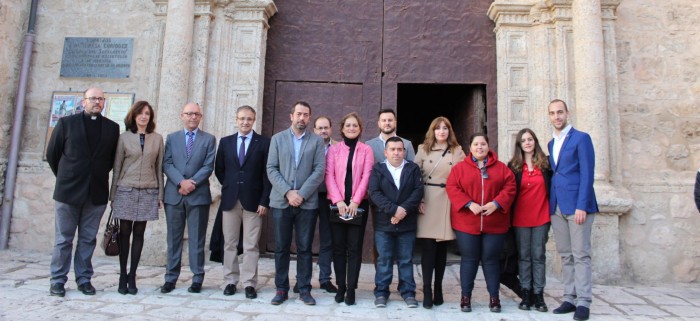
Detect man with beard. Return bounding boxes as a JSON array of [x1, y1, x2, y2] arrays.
[[366, 109, 415, 163], [46, 87, 120, 297], [266, 101, 326, 305]]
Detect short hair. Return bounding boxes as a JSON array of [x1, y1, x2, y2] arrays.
[[377, 108, 396, 118], [124, 101, 156, 133], [236, 105, 256, 117], [339, 112, 364, 139], [291, 101, 311, 114], [549, 99, 568, 111], [468, 132, 489, 145], [385, 136, 404, 149], [314, 116, 332, 128]]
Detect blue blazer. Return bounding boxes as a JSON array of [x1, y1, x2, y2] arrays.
[[548, 127, 599, 215], [215, 131, 272, 212]]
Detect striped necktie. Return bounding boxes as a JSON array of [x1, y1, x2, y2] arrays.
[[186, 131, 194, 158]]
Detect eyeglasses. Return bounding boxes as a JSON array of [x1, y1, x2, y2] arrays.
[[182, 112, 202, 118], [85, 97, 105, 102]]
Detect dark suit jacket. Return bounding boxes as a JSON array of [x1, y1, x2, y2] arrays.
[[548, 127, 599, 215], [368, 161, 424, 233], [163, 129, 216, 206], [46, 113, 119, 206], [215, 131, 272, 212]]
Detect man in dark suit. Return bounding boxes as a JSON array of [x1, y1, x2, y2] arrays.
[[215, 105, 271, 299], [161, 102, 216, 294], [46, 87, 120, 297], [547, 99, 598, 321]]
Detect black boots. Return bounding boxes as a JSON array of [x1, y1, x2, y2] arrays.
[[127, 273, 138, 295], [534, 292, 548, 312], [519, 288, 532, 310], [489, 296, 502, 313], [118, 273, 128, 294], [423, 286, 433, 309], [335, 285, 346, 303]]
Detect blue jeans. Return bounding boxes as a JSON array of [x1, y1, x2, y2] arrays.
[[515, 223, 550, 293], [374, 230, 416, 299], [454, 230, 505, 297], [272, 207, 317, 293], [317, 193, 333, 283]]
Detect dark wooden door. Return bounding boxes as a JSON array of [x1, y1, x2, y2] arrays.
[[261, 0, 497, 261]]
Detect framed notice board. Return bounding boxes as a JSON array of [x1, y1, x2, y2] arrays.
[[44, 91, 134, 159]]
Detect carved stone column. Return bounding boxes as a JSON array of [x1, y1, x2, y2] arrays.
[[488, 0, 632, 284], [154, 0, 196, 135]]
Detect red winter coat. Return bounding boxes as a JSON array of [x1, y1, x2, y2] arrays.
[[446, 151, 516, 235]]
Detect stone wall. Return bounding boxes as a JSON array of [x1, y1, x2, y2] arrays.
[[616, 1, 700, 283]]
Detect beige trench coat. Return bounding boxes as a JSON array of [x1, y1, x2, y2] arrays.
[[415, 144, 465, 241]]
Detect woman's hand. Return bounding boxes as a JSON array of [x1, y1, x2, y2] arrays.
[[347, 201, 359, 216], [468, 202, 482, 215], [158, 200, 164, 209], [336, 201, 348, 215], [481, 202, 498, 216], [419, 201, 426, 214]]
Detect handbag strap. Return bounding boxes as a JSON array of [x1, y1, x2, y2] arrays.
[[105, 209, 115, 228], [425, 148, 450, 180]]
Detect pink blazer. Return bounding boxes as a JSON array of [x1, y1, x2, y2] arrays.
[[325, 141, 374, 205]]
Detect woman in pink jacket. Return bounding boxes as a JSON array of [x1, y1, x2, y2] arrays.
[[325, 112, 374, 305]]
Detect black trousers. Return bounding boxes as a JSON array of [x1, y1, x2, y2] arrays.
[[329, 200, 369, 289]]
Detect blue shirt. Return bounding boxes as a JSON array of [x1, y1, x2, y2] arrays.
[[183, 128, 199, 145], [238, 132, 252, 155]]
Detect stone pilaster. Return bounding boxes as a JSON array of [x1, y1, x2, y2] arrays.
[[488, 0, 632, 284]]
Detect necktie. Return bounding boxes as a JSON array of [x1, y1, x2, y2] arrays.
[[239, 136, 247, 164], [186, 131, 194, 158]]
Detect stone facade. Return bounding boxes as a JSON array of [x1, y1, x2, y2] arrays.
[[0, 0, 698, 283]]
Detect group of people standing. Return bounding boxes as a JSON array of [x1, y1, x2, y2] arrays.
[[46, 88, 597, 321]]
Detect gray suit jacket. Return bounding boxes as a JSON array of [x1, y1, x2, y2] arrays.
[[163, 129, 216, 206], [266, 128, 326, 210]]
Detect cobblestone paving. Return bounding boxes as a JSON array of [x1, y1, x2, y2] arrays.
[[1, 250, 699, 320]]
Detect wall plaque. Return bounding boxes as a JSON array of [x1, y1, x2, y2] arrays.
[[60, 37, 134, 78]]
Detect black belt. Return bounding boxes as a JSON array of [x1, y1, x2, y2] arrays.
[[424, 183, 446, 188]]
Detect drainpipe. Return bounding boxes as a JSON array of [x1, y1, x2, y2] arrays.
[[0, 0, 39, 250]]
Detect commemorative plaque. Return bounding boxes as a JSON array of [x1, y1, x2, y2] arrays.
[[60, 37, 133, 78]]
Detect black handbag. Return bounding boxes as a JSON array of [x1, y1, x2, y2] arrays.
[[329, 205, 364, 225], [101, 209, 120, 256]]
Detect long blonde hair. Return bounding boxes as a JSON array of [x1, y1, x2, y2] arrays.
[[421, 116, 459, 153]]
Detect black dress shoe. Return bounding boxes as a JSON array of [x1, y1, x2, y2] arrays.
[[78, 282, 96, 295], [161, 282, 175, 293], [573, 306, 590, 321], [223, 284, 237, 296], [320, 281, 338, 293], [292, 283, 299, 293], [188, 282, 203, 293], [244, 286, 257, 299], [553, 301, 577, 314], [50, 283, 65, 297], [118, 274, 128, 295]]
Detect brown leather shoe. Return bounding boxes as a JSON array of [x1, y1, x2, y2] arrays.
[[460, 295, 471, 312], [489, 296, 501, 313]]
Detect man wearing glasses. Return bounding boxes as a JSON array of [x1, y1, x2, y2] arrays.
[[46, 87, 120, 297], [161, 102, 216, 294]]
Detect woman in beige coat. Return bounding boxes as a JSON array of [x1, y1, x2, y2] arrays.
[[415, 116, 465, 309], [110, 101, 164, 295]]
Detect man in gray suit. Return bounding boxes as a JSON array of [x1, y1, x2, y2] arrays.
[[161, 102, 216, 294], [365, 109, 415, 163], [267, 101, 326, 306]]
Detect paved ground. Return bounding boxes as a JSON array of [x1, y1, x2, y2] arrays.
[[1, 250, 699, 321]]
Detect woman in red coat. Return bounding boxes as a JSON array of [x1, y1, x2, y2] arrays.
[[446, 133, 516, 313]]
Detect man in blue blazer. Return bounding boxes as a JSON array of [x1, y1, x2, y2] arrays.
[[266, 101, 326, 306], [547, 99, 598, 321], [215, 105, 271, 299], [161, 103, 216, 294]]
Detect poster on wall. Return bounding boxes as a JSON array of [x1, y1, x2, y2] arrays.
[[44, 91, 134, 159]]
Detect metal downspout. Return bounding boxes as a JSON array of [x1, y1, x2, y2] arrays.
[[0, 0, 39, 250]]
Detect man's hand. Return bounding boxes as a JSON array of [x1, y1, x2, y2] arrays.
[[391, 206, 407, 224], [178, 179, 196, 195], [574, 209, 587, 224], [257, 205, 268, 217], [286, 190, 304, 207]]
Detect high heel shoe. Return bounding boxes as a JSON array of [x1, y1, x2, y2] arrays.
[[335, 285, 346, 303], [345, 288, 356, 306], [433, 284, 444, 306], [118, 273, 128, 294], [423, 286, 433, 309], [127, 273, 138, 295]]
